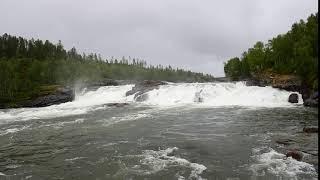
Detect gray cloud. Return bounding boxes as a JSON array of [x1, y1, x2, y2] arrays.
[[0, 0, 317, 76]]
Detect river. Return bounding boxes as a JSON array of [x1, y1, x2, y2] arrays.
[[0, 82, 318, 180]]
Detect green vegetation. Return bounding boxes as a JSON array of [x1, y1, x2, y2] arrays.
[[0, 34, 214, 105], [224, 13, 318, 90]]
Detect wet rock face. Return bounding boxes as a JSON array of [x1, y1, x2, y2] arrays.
[[288, 93, 299, 103], [126, 80, 167, 101], [286, 150, 303, 161], [24, 87, 74, 107]]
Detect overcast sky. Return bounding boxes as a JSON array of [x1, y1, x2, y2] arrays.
[[1, 0, 317, 76]]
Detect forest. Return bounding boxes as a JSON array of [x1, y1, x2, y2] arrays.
[[0, 34, 214, 105], [224, 13, 318, 90]]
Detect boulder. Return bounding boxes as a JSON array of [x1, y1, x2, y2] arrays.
[[24, 87, 74, 107], [288, 93, 299, 103], [286, 150, 303, 161], [303, 127, 318, 133]]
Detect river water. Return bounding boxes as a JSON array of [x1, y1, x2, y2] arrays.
[[0, 82, 318, 180]]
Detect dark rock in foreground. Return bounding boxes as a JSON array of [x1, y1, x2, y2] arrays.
[[24, 87, 74, 107], [126, 80, 167, 101], [288, 93, 299, 103], [303, 127, 318, 133]]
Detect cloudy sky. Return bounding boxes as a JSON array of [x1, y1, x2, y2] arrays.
[[1, 0, 317, 76]]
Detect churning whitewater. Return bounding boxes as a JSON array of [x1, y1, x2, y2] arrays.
[[0, 82, 302, 123]]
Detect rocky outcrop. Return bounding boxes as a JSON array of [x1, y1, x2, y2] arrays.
[[271, 75, 302, 92], [23, 87, 74, 107], [245, 71, 318, 107], [246, 71, 302, 91], [288, 93, 299, 103], [126, 80, 167, 101]]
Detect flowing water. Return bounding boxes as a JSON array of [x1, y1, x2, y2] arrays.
[[0, 82, 318, 180]]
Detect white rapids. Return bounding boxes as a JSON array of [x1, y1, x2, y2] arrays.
[[142, 82, 303, 107], [250, 147, 317, 179], [0, 82, 302, 123]]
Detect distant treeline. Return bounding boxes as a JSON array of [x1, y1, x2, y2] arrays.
[[224, 13, 318, 90], [0, 33, 214, 104]]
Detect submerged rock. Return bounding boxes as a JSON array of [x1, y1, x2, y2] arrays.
[[303, 127, 318, 133], [105, 103, 129, 107], [286, 150, 303, 161], [288, 93, 299, 103]]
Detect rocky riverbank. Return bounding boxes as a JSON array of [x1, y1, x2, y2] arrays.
[[245, 71, 318, 107], [0, 85, 75, 109], [0, 79, 168, 109]]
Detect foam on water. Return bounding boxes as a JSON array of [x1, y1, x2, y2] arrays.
[[0, 85, 134, 123], [143, 82, 303, 107], [250, 147, 317, 179], [120, 147, 207, 179], [0, 125, 30, 136], [0, 82, 302, 123]]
